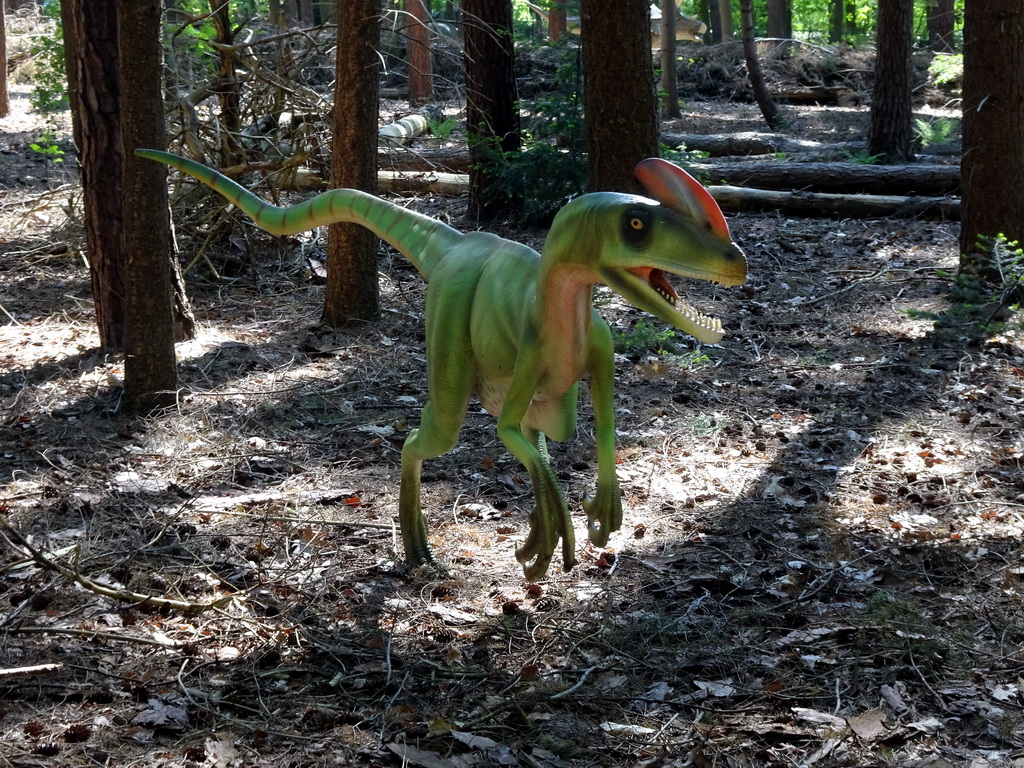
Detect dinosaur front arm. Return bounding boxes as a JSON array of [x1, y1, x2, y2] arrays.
[[582, 318, 623, 547]]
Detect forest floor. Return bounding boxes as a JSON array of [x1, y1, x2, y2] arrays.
[[2, 66, 1024, 768]]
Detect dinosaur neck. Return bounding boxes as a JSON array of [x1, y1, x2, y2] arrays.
[[536, 261, 598, 387]]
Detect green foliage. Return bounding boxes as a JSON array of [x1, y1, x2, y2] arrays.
[[913, 116, 958, 148], [615, 320, 678, 355], [841, 149, 883, 165], [27, 1, 67, 115], [29, 131, 65, 164], [906, 235, 1024, 340], [929, 53, 963, 91], [428, 116, 459, 141], [479, 42, 587, 224], [614, 321, 715, 370]]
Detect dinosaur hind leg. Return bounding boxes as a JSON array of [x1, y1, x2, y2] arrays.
[[398, 397, 471, 568]]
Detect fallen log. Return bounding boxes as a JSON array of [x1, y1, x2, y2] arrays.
[[663, 131, 860, 157], [378, 170, 470, 196], [663, 132, 960, 159], [707, 185, 959, 220], [378, 146, 470, 173], [690, 160, 960, 196]]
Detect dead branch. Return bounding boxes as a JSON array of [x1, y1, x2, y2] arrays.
[[0, 514, 231, 615]]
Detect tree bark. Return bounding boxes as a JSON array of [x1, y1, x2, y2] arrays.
[[716, 0, 732, 41], [118, 0, 180, 413], [0, 1, 9, 118], [64, 0, 125, 350], [739, 0, 783, 130], [406, 0, 433, 104], [208, 0, 244, 167], [928, 0, 955, 52], [660, 0, 680, 118], [959, 2, 1024, 279], [549, 0, 567, 40], [581, 0, 658, 193], [868, 0, 913, 163], [463, 0, 520, 219], [324, 0, 381, 326]]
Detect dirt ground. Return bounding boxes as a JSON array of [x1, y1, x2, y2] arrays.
[[2, 54, 1024, 768]]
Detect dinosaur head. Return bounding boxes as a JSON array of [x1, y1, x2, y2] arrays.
[[560, 159, 746, 344]]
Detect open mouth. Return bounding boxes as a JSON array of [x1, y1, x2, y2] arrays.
[[629, 266, 724, 338]]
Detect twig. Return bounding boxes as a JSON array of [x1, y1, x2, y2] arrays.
[[0, 514, 230, 615], [549, 665, 596, 699], [5, 626, 182, 648], [0, 663, 62, 679]]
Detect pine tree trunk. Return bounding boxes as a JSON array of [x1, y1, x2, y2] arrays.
[[927, 0, 955, 53], [739, 0, 783, 131], [119, 0, 179, 413], [959, 2, 1024, 279], [867, 0, 913, 163], [660, 0, 680, 118], [64, 0, 125, 350], [324, 0, 381, 326], [406, 0, 433, 103], [581, 0, 658, 193], [464, 0, 520, 219], [0, 1, 9, 118]]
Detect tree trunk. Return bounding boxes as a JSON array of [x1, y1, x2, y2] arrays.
[[927, 0, 955, 53], [959, 2, 1024, 280], [765, 0, 784, 38], [660, 0, 680, 118], [0, 1, 9, 118], [325, 0, 381, 326], [739, 0, 783, 130], [463, 0, 520, 219], [64, 0, 125, 350], [406, 0, 433, 104], [549, 0, 567, 40], [828, 0, 843, 42], [118, 0, 180, 413], [208, 1, 244, 167], [581, 0, 658, 193], [716, 0, 732, 41], [867, 0, 913, 163]]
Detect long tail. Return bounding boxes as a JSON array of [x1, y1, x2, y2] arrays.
[[136, 149, 462, 280]]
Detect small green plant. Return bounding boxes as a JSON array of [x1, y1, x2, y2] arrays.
[[30, 131, 65, 164], [614, 319, 679, 355], [428, 116, 459, 141], [27, 1, 68, 115], [928, 52, 963, 93], [913, 116, 958, 149], [905, 234, 1024, 340], [841, 149, 883, 165]]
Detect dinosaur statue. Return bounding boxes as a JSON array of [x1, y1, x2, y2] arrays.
[[524, 0, 707, 45], [137, 149, 746, 581]]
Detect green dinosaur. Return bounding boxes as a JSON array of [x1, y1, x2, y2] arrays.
[[137, 149, 746, 581]]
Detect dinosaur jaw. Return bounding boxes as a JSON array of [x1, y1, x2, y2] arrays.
[[606, 266, 728, 344]]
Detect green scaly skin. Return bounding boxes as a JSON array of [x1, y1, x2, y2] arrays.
[[137, 149, 747, 581]]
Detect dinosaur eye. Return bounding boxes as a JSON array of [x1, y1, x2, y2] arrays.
[[623, 208, 651, 245]]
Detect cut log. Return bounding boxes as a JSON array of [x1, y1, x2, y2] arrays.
[[663, 131, 860, 157], [707, 185, 959, 220], [690, 160, 960, 195], [378, 146, 470, 173], [378, 169, 469, 195], [663, 132, 960, 158]]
